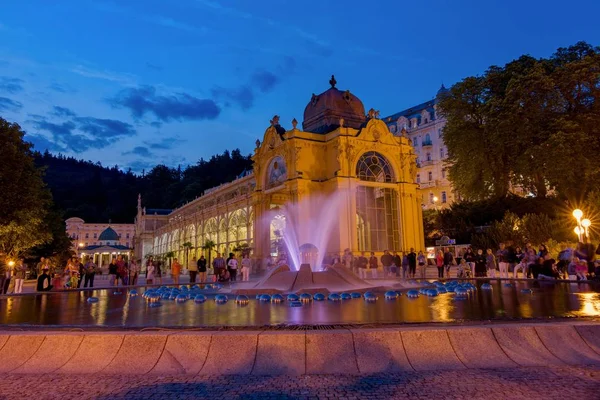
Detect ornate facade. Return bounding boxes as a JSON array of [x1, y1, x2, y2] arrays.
[[383, 85, 455, 210], [135, 78, 424, 267]]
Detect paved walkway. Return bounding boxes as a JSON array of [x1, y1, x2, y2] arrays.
[[0, 366, 598, 399]]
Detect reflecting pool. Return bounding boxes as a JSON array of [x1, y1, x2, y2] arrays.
[[1, 280, 599, 328]]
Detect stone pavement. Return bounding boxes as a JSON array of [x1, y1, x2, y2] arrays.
[[0, 366, 598, 399]]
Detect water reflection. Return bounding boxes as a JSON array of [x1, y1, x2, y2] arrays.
[[0, 281, 598, 328]]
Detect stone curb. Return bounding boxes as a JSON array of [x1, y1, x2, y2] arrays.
[[0, 323, 599, 375]]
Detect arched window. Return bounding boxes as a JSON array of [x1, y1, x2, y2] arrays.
[[425, 133, 431, 143], [356, 152, 394, 183]]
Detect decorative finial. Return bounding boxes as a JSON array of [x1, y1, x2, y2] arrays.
[[291, 118, 298, 130], [329, 74, 337, 88], [255, 139, 261, 148], [339, 117, 344, 128], [108, 219, 112, 225], [374, 110, 380, 119], [270, 115, 280, 126], [137, 193, 141, 208], [367, 108, 376, 118]]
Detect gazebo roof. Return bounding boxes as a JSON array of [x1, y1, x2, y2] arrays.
[[79, 244, 131, 253]]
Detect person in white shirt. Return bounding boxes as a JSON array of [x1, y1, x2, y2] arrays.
[[240, 254, 251, 281]]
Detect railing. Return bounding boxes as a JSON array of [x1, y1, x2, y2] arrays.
[[422, 140, 433, 147]]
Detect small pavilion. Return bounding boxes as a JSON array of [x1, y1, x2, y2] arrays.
[[78, 227, 132, 271]]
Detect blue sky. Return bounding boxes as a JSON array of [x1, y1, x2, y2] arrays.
[[0, 0, 598, 172]]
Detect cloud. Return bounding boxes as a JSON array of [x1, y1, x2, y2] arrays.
[[92, 1, 207, 34], [109, 85, 221, 122], [26, 134, 67, 153], [251, 70, 279, 93], [146, 62, 163, 71], [123, 146, 153, 158], [0, 76, 24, 94], [211, 85, 254, 110], [127, 160, 156, 173], [70, 65, 137, 85], [31, 114, 136, 152], [0, 97, 23, 112], [75, 117, 136, 138], [48, 82, 77, 94], [51, 106, 77, 118], [211, 63, 291, 110], [145, 137, 180, 150], [150, 121, 162, 128]]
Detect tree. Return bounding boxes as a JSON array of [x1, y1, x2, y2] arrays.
[[201, 240, 216, 267], [165, 251, 175, 269], [181, 242, 193, 266], [439, 41, 600, 201], [0, 118, 52, 257]]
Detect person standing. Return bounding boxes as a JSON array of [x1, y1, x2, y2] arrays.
[[171, 258, 181, 285], [84, 257, 96, 288], [436, 250, 444, 278], [392, 251, 402, 278], [36, 257, 46, 279], [116, 255, 127, 286], [198, 255, 207, 283], [108, 257, 118, 286], [417, 251, 427, 279], [401, 252, 409, 279], [381, 250, 394, 279], [155, 261, 163, 285], [213, 253, 225, 282], [129, 259, 140, 286], [146, 261, 155, 285], [368, 252, 378, 279], [443, 248, 454, 278], [13, 258, 26, 294], [474, 249, 487, 277], [0, 254, 8, 294], [486, 249, 496, 278], [241, 254, 251, 282], [76, 257, 85, 288], [227, 253, 238, 282], [463, 248, 476, 278], [496, 243, 509, 279], [407, 248, 417, 279], [357, 252, 368, 279], [188, 256, 198, 284]]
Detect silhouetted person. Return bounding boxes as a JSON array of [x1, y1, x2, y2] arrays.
[[37, 267, 53, 291]]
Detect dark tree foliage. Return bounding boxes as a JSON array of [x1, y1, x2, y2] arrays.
[[439, 41, 600, 201], [33, 148, 253, 223]]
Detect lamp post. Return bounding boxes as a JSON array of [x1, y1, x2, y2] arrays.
[[572, 209, 591, 243], [432, 196, 439, 211]]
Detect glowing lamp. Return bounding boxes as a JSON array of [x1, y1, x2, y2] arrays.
[[574, 226, 582, 235], [8, 261, 15, 267], [573, 209, 583, 220], [582, 219, 591, 228]]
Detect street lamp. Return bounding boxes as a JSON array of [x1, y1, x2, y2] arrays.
[[572, 209, 590, 243]]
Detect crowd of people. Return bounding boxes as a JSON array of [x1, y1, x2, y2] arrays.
[[324, 248, 428, 279]]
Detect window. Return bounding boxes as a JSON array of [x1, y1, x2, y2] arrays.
[[412, 137, 418, 147], [438, 129, 442, 138], [85, 242, 88, 246], [429, 193, 434, 204], [416, 174, 420, 184], [428, 171, 433, 181], [93, 233, 97, 239], [441, 191, 447, 203], [356, 187, 400, 252], [356, 152, 394, 183], [425, 133, 431, 142], [440, 148, 445, 158], [85, 233, 89, 239], [442, 168, 446, 178], [126, 233, 130, 239], [426, 153, 432, 161]]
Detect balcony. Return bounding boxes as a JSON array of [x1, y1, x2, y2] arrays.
[[420, 160, 434, 167], [422, 140, 433, 147]]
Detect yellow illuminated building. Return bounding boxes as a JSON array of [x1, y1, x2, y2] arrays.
[[135, 77, 424, 268]]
